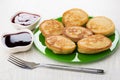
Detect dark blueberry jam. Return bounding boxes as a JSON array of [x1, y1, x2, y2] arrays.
[[12, 12, 40, 26], [3, 32, 32, 47]]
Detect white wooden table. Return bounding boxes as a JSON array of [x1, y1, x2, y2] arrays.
[[0, 0, 120, 80]]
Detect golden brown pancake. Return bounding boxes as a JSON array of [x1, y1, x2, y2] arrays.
[[39, 19, 64, 37], [45, 35, 76, 54], [77, 34, 112, 54], [62, 8, 88, 27], [63, 26, 93, 42], [86, 16, 115, 36]]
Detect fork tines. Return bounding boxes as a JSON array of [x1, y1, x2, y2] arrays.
[[8, 55, 29, 69]]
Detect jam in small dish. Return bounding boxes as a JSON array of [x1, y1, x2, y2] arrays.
[[11, 12, 40, 30], [1, 29, 33, 53]]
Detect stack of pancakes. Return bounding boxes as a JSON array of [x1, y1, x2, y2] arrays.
[[39, 8, 115, 54]]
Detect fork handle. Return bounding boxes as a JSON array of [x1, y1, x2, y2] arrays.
[[39, 64, 104, 74]]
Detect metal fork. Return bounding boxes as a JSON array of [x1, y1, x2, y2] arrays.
[[8, 55, 104, 74]]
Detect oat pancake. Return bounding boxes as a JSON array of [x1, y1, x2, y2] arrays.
[[77, 34, 112, 54], [39, 19, 64, 37], [62, 8, 88, 27], [86, 16, 115, 36], [63, 26, 93, 42], [45, 35, 76, 54]]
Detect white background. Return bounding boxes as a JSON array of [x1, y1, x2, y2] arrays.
[[0, 0, 120, 80]]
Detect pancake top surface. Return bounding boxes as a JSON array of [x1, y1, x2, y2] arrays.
[[40, 19, 64, 37], [62, 8, 88, 27], [87, 16, 115, 35], [77, 34, 112, 50], [46, 35, 76, 49]]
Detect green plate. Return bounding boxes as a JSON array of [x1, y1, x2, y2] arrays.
[[34, 17, 120, 63]]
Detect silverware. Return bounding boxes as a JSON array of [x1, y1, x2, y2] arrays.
[[8, 55, 104, 74]]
